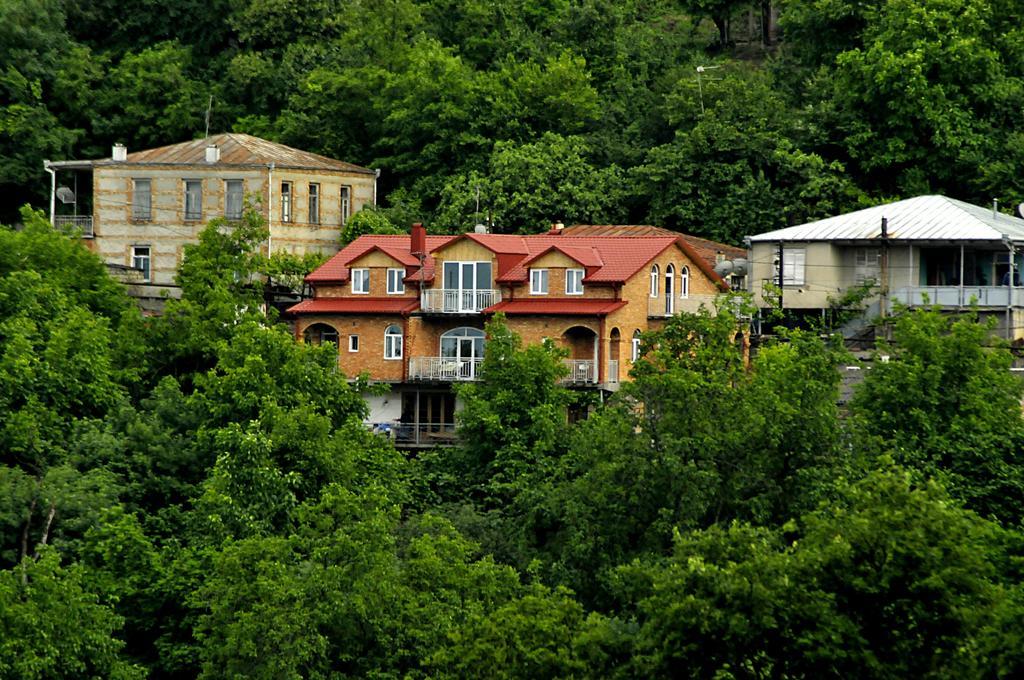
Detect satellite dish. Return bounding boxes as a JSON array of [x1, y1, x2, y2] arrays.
[[714, 260, 733, 277], [1017, 202, 1024, 219], [731, 258, 749, 277], [56, 186, 75, 204]]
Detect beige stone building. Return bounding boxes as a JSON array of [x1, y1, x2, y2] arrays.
[[290, 223, 733, 447], [44, 133, 377, 309], [747, 195, 1024, 340]]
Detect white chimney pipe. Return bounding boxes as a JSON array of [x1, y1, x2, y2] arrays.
[[205, 144, 220, 163], [112, 143, 127, 162]]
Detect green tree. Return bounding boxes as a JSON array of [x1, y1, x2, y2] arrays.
[[436, 133, 627, 232], [0, 551, 144, 679], [624, 468, 1012, 678], [851, 306, 1024, 524]]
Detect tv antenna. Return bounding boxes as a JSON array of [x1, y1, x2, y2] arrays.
[[204, 94, 213, 138], [695, 65, 722, 114]]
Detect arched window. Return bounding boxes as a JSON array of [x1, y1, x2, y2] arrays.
[[650, 265, 659, 297], [440, 327, 485, 360], [680, 265, 690, 299], [631, 329, 642, 362], [665, 264, 675, 315], [384, 324, 403, 360]]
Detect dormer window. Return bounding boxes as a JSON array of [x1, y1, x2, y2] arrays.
[[351, 268, 369, 294], [566, 268, 584, 295], [387, 268, 405, 294], [530, 268, 549, 295]]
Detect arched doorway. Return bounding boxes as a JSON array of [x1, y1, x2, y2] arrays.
[[609, 327, 621, 384], [303, 322, 339, 348], [665, 264, 675, 315], [440, 327, 485, 379], [561, 325, 597, 383]]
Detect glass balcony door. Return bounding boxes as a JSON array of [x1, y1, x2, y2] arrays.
[[443, 261, 493, 313]]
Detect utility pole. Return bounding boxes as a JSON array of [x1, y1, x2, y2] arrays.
[[879, 217, 890, 340]]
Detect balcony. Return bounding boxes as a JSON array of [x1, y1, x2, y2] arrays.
[[607, 360, 619, 385], [562, 359, 597, 384], [53, 215, 93, 238], [890, 286, 1024, 309], [420, 288, 500, 314], [408, 356, 483, 381], [394, 422, 458, 447]]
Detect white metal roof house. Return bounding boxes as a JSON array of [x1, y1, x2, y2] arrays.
[[747, 195, 1024, 340]]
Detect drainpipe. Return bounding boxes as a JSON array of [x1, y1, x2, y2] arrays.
[[44, 161, 56, 225], [267, 162, 275, 255], [373, 168, 381, 206]]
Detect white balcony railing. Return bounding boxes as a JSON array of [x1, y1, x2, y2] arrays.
[[891, 286, 1024, 309], [607, 360, 619, 385], [53, 215, 94, 237], [420, 288, 500, 314], [562, 359, 597, 384], [408, 356, 483, 381]]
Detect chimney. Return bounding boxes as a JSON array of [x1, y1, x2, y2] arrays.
[[205, 144, 220, 163], [548, 221, 566, 235], [112, 143, 127, 162], [410, 222, 426, 258]]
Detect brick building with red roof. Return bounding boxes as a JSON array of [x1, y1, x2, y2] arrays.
[[289, 224, 733, 447]]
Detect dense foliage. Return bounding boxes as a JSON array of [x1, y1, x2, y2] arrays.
[[5, 0, 1024, 675], [5, 0, 1023, 236], [3, 211, 1024, 677]]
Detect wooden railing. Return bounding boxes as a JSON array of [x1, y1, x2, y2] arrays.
[[408, 356, 483, 381], [420, 289, 500, 313], [53, 215, 93, 237]]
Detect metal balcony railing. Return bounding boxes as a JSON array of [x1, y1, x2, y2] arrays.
[[408, 356, 483, 381], [607, 360, 619, 385], [890, 286, 1024, 308], [53, 215, 93, 237], [420, 288, 500, 313], [561, 359, 597, 384], [369, 422, 458, 447]]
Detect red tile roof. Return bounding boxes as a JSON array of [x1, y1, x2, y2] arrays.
[[306, 235, 457, 284], [286, 297, 419, 314], [484, 299, 627, 316], [563, 225, 745, 269], [304, 230, 729, 291]]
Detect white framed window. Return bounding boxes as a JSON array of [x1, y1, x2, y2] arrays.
[[308, 183, 320, 224], [184, 180, 202, 220], [530, 268, 549, 295], [351, 268, 370, 294], [854, 248, 881, 284], [631, 329, 642, 362], [773, 247, 806, 286], [665, 264, 675, 315], [225, 179, 243, 219], [384, 325, 403, 359], [650, 265, 659, 297], [131, 179, 151, 220], [680, 265, 690, 298], [348, 334, 359, 352], [281, 182, 292, 222], [387, 268, 405, 294], [131, 245, 151, 282], [340, 186, 351, 225], [566, 268, 584, 295]]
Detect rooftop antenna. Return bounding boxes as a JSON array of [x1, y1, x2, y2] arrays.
[[695, 65, 722, 114], [204, 94, 213, 139]]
